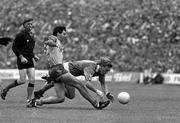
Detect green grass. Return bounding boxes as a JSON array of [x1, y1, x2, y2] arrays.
[[0, 80, 180, 123]]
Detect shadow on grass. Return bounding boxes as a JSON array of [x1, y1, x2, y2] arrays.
[[37, 106, 105, 111]]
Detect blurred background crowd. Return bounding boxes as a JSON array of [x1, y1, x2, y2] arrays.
[[0, 0, 180, 73]]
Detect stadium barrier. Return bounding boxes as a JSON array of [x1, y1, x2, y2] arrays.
[[0, 69, 180, 84], [139, 73, 180, 85], [0, 69, 139, 83], [161, 73, 180, 84]]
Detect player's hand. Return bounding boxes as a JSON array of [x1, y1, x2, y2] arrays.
[[20, 56, 28, 64], [96, 90, 104, 100], [34, 55, 39, 62], [106, 92, 114, 102]]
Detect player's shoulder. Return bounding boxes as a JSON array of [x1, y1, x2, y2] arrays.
[[48, 35, 56, 40], [79, 60, 96, 64], [16, 31, 24, 37], [48, 35, 58, 42], [16, 30, 30, 38], [13, 32, 25, 42], [75, 60, 96, 66]]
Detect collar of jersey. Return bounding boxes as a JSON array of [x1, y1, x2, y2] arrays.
[[96, 65, 100, 72]]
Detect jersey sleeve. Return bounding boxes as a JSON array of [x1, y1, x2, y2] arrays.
[[99, 74, 105, 83], [83, 66, 96, 81], [12, 34, 23, 57]]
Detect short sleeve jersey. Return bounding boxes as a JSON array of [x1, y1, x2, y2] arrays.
[[69, 60, 104, 81]]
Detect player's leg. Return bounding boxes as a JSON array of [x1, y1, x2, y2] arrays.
[[26, 67, 35, 102], [34, 82, 54, 99], [1, 69, 26, 100], [60, 73, 97, 105], [60, 73, 110, 109], [34, 62, 71, 99], [41, 82, 65, 104], [33, 82, 66, 106], [62, 61, 74, 99], [64, 84, 75, 99]]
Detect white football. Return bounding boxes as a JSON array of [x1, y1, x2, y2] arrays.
[[117, 92, 130, 104]]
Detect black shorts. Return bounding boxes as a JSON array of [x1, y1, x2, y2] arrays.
[[49, 64, 68, 82], [17, 58, 34, 70]]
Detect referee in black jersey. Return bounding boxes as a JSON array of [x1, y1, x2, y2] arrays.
[[1, 18, 39, 107]]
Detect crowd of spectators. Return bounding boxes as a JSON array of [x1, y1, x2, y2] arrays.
[[1, 0, 180, 73]]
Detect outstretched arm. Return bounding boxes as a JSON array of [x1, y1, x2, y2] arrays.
[[84, 68, 104, 99], [99, 75, 108, 94], [99, 75, 114, 102]]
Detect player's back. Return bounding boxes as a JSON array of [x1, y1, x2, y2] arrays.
[[69, 60, 97, 76]]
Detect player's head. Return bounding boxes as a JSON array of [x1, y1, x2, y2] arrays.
[[53, 26, 67, 37], [97, 57, 112, 74], [22, 18, 34, 32]]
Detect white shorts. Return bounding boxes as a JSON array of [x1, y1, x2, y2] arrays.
[[63, 62, 70, 72]]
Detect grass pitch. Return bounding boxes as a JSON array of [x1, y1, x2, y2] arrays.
[[0, 80, 180, 123]]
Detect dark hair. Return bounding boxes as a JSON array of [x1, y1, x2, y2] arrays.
[[97, 57, 112, 68], [22, 18, 33, 26], [53, 26, 66, 36]]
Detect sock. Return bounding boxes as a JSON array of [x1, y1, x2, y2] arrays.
[[27, 83, 34, 100], [4, 80, 19, 92]]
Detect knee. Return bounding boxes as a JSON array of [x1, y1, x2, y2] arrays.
[[68, 96, 74, 100], [29, 79, 35, 84], [65, 93, 75, 99], [69, 93, 75, 99], [18, 79, 26, 85]]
